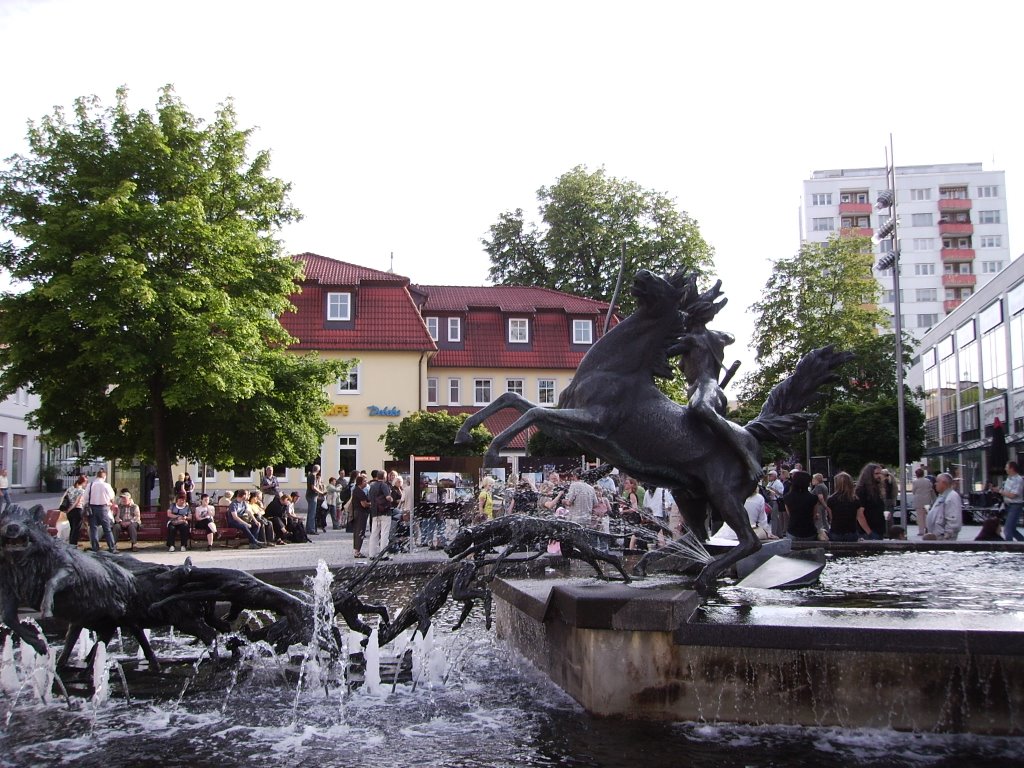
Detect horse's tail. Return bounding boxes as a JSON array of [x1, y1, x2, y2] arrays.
[[743, 345, 854, 447]]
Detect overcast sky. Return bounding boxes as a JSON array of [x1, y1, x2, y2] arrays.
[[1, 0, 1021, 394]]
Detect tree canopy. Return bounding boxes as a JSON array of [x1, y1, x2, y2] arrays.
[[737, 233, 924, 465], [0, 86, 343, 507], [816, 396, 925, 474], [379, 410, 492, 459], [483, 165, 713, 315], [739, 234, 887, 407]]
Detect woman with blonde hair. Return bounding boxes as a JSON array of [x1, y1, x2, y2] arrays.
[[477, 476, 495, 523]]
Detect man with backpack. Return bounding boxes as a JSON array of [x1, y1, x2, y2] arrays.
[[365, 469, 395, 559]]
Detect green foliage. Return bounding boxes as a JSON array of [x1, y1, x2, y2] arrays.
[[0, 86, 343, 507], [380, 410, 492, 458], [484, 165, 713, 315], [739, 234, 886, 409], [816, 396, 925, 474]]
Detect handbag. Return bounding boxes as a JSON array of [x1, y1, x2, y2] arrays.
[[58, 492, 71, 512]]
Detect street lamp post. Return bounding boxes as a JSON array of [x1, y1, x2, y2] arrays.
[[875, 136, 910, 529]]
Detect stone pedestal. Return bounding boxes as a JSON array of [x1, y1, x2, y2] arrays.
[[492, 578, 1024, 733]]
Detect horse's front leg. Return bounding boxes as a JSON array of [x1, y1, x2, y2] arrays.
[[454, 392, 539, 445], [694, 493, 762, 595], [482, 407, 610, 466]]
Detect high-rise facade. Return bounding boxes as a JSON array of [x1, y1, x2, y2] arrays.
[[803, 163, 1010, 340]]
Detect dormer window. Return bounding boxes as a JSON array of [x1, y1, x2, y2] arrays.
[[327, 292, 351, 321], [425, 317, 438, 341], [573, 319, 593, 345], [509, 318, 529, 343], [447, 317, 461, 342]]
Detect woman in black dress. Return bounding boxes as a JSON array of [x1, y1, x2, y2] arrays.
[[782, 470, 819, 541], [827, 472, 861, 542], [854, 463, 887, 540]]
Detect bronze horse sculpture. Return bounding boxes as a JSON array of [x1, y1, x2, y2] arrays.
[[455, 269, 851, 594]]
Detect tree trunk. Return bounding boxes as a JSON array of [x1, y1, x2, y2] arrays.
[[150, 376, 172, 513]]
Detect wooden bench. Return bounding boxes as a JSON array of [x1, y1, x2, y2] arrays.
[[44, 505, 242, 547]]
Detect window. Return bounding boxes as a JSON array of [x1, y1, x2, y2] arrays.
[[979, 235, 1002, 248], [193, 463, 217, 481], [879, 239, 894, 254], [980, 300, 1003, 333], [538, 379, 556, 405], [425, 317, 438, 341], [506, 378, 524, 396], [448, 377, 461, 405], [982, 261, 1005, 274], [940, 187, 967, 199], [977, 185, 999, 198], [856, 192, 868, 203], [10, 435, 24, 486], [911, 213, 933, 227], [916, 288, 937, 302], [473, 379, 492, 405], [944, 262, 973, 275], [338, 436, 358, 476], [979, 210, 1001, 224], [910, 188, 931, 201], [917, 314, 939, 329], [508, 318, 529, 343], [326, 292, 351, 321], [914, 263, 936, 276], [337, 362, 360, 394], [912, 238, 934, 251], [447, 317, 461, 342], [881, 289, 902, 304], [810, 193, 832, 206], [811, 217, 834, 232], [573, 319, 593, 344], [426, 377, 438, 405], [232, 467, 253, 482], [841, 216, 870, 228]]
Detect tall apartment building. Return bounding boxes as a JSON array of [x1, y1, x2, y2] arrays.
[[802, 163, 1010, 340]]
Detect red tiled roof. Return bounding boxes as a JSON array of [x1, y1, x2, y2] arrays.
[[428, 406, 533, 449], [282, 254, 435, 352], [414, 284, 611, 314], [296, 253, 407, 286]]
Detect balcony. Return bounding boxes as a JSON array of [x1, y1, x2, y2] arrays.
[[839, 201, 873, 215], [942, 273, 977, 288], [941, 248, 975, 261], [840, 227, 873, 238], [944, 298, 964, 313], [939, 222, 974, 236], [938, 198, 972, 213]]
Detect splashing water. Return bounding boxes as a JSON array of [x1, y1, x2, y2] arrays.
[[91, 641, 110, 708], [362, 627, 382, 696]]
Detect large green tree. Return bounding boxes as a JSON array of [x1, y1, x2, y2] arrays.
[[739, 234, 887, 408], [483, 165, 713, 315], [816, 397, 925, 473], [380, 410, 492, 459], [738, 233, 924, 464], [0, 86, 343, 507]]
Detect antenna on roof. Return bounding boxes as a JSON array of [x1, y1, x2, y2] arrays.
[[388, 251, 394, 273]]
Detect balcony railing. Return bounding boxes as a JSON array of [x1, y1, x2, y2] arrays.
[[944, 298, 964, 313], [938, 222, 974, 236], [839, 201, 873, 215], [941, 273, 977, 288], [938, 198, 972, 212], [941, 248, 975, 261]]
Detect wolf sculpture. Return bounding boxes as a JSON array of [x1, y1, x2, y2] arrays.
[[0, 504, 234, 669]]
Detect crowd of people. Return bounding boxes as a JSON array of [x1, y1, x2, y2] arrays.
[[53, 456, 1024, 555]]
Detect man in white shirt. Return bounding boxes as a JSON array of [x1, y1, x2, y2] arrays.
[[643, 486, 678, 542], [999, 461, 1024, 542], [87, 468, 117, 553]]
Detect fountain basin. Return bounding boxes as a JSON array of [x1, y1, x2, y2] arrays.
[[492, 576, 1024, 734]]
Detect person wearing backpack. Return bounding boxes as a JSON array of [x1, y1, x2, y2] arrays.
[[365, 469, 394, 559]]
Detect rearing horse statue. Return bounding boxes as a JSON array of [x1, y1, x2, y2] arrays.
[[455, 268, 852, 594]]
